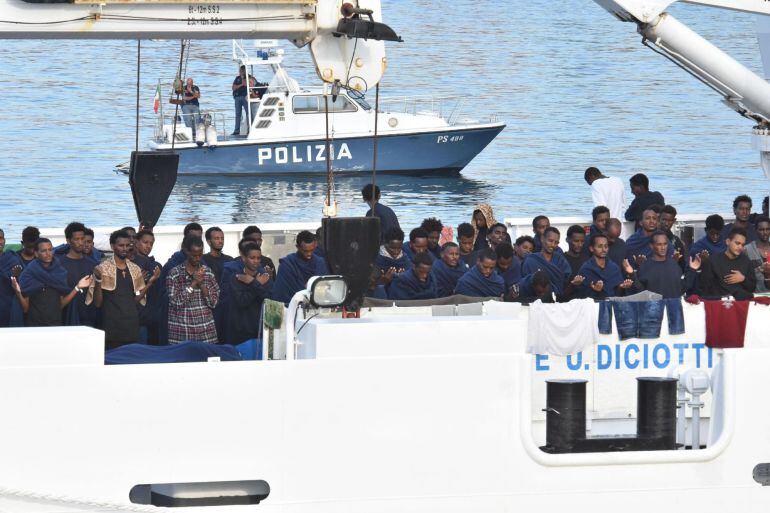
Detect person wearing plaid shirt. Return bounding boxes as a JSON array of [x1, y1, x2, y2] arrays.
[[166, 235, 220, 344]]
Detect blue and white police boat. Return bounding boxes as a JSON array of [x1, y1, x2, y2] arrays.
[[146, 40, 505, 176]]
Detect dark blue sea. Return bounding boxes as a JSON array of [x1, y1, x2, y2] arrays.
[[0, 0, 767, 239]]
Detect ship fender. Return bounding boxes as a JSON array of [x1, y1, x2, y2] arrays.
[[205, 125, 217, 148]]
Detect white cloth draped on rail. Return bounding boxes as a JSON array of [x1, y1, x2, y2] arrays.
[[526, 298, 598, 356]]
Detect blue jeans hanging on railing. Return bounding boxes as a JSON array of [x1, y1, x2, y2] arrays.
[[599, 298, 684, 339]]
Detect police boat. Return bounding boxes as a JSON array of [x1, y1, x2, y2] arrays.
[[144, 40, 504, 176]]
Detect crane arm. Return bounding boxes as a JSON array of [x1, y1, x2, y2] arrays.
[[596, 0, 770, 24], [0, 0, 400, 89], [593, 0, 770, 124], [594, 0, 770, 190]]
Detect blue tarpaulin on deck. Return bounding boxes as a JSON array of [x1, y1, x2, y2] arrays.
[[105, 342, 243, 365]]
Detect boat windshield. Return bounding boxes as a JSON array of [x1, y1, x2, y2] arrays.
[[350, 93, 371, 111]]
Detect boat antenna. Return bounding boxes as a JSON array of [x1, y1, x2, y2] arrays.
[[134, 39, 141, 153]]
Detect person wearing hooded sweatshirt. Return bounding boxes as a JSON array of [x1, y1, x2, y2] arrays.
[[12, 238, 91, 327], [375, 227, 411, 275], [471, 204, 496, 252]]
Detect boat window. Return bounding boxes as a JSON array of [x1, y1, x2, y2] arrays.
[[293, 95, 318, 113], [328, 95, 358, 113], [292, 95, 358, 114]]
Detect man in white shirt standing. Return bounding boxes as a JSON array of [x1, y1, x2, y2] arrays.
[[584, 166, 626, 221]]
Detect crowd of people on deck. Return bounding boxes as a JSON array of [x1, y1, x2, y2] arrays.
[[1, 168, 769, 350], [0, 223, 325, 350], [362, 171, 770, 306]]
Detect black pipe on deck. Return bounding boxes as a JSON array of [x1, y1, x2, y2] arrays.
[[541, 377, 681, 454], [636, 377, 678, 450], [544, 379, 587, 453]]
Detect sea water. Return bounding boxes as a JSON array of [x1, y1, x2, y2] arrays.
[[0, 0, 766, 240]]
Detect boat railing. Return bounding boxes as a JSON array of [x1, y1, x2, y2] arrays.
[[377, 95, 498, 125], [154, 110, 231, 143]]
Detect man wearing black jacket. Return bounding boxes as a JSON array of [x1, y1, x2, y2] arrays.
[[690, 227, 755, 300], [625, 173, 665, 228]]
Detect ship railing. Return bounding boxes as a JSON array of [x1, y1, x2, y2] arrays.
[[376, 95, 498, 125], [154, 110, 231, 143]]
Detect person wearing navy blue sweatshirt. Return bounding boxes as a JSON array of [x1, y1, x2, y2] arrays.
[[581, 206, 610, 258], [514, 235, 536, 262], [421, 217, 444, 260], [241, 226, 275, 276], [721, 195, 757, 243], [637, 231, 689, 298], [12, 238, 92, 327], [565, 224, 589, 278], [432, 242, 468, 297], [389, 251, 437, 300], [531, 215, 550, 252], [495, 242, 521, 292], [0, 228, 22, 327], [81, 228, 103, 263], [457, 223, 478, 267], [226, 242, 272, 344], [202, 226, 234, 284], [272, 230, 328, 305], [522, 227, 577, 298], [132, 229, 163, 344], [17, 226, 40, 269], [455, 248, 505, 298], [376, 227, 411, 274], [511, 270, 553, 303], [59, 222, 97, 327], [660, 205, 687, 265], [606, 218, 627, 268], [624, 173, 665, 228], [626, 208, 672, 265], [363, 184, 401, 242], [578, 233, 635, 300], [690, 227, 756, 300], [402, 227, 433, 263], [690, 214, 726, 258]]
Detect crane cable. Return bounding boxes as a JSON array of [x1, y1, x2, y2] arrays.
[[370, 83, 380, 214], [134, 39, 140, 153], [170, 39, 189, 149], [323, 93, 335, 215]]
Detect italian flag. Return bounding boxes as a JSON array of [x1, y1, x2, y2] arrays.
[[153, 84, 161, 113]]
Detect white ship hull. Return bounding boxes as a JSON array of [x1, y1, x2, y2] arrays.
[[1, 298, 769, 512]]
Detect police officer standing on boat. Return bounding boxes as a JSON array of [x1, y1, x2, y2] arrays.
[[181, 78, 200, 137], [231, 65, 252, 136]]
